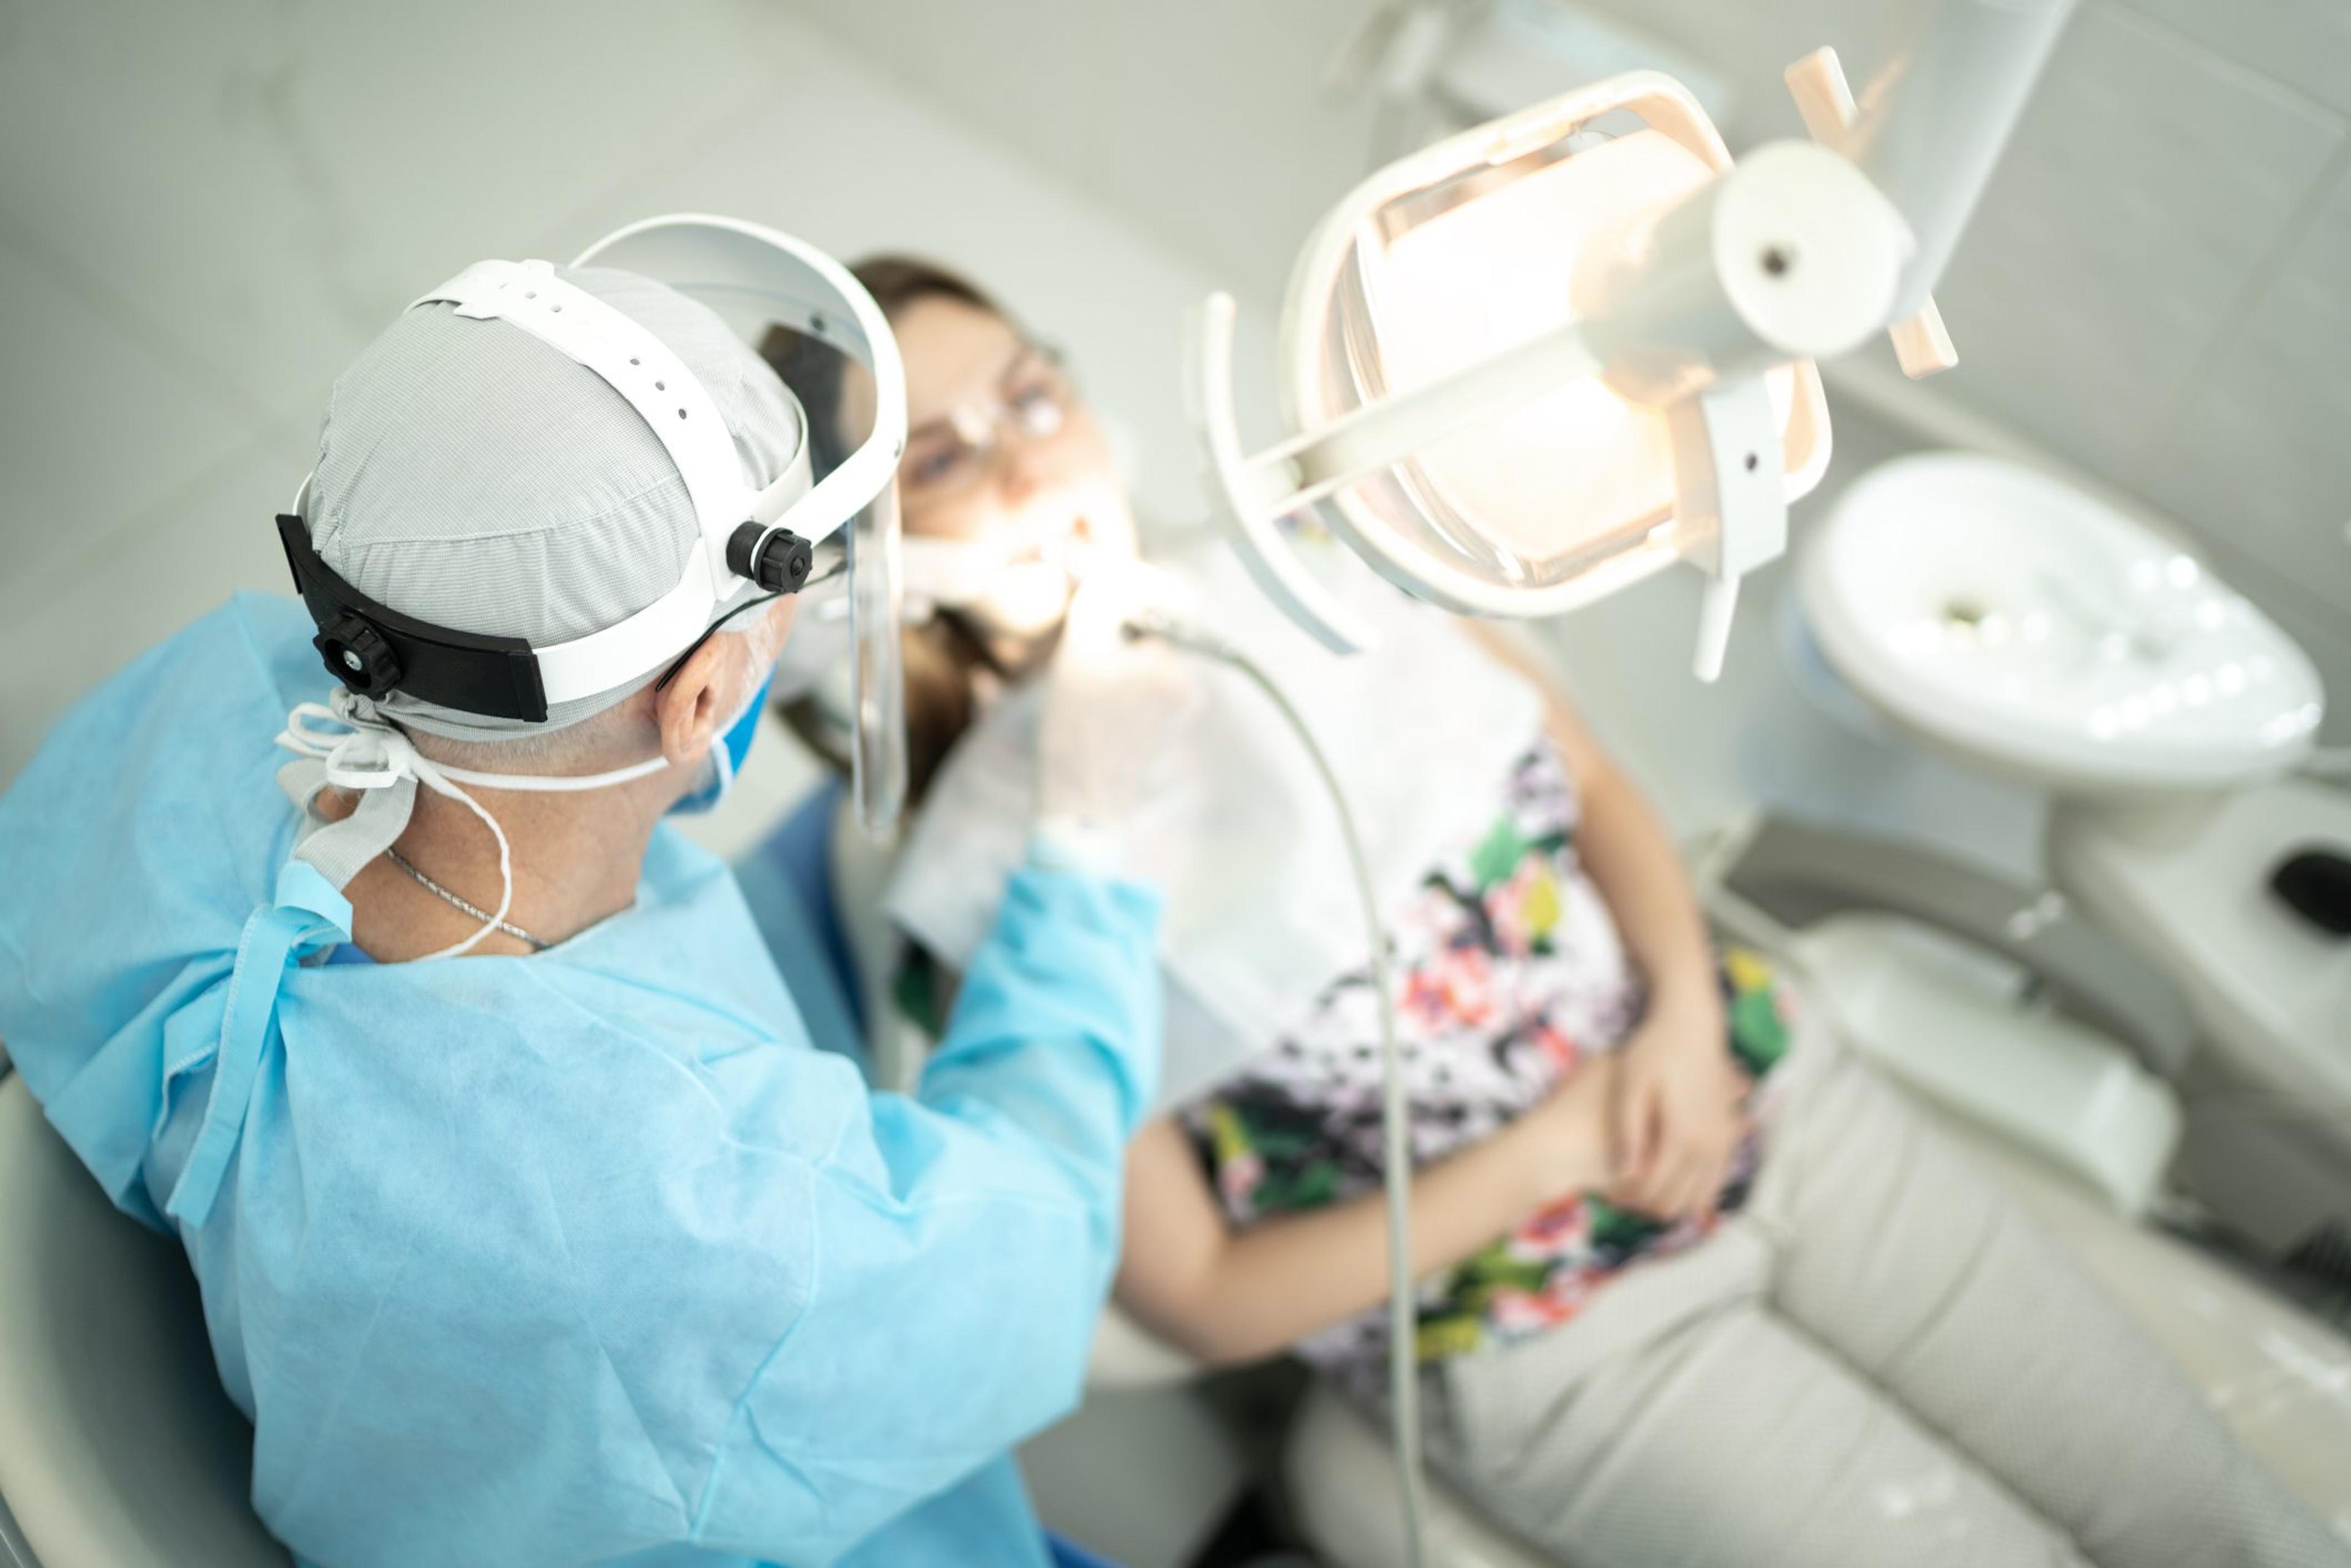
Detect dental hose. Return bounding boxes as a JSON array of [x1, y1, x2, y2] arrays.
[[1127, 610, 1431, 1568]]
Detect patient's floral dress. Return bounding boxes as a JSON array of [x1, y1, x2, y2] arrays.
[[1180, 738, 1798, 1383]]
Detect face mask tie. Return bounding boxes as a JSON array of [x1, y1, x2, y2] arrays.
[[274, 688, 672, 959]]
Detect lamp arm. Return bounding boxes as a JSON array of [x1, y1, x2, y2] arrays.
[[1264, 317, 1605, 507], [1843, 0, 2079, 319], [1186, 293, 1380, 654]]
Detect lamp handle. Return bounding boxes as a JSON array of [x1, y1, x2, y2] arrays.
[[1185, 293, 1379, 655]]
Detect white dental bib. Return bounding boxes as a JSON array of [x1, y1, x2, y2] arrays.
[[886, 539, 1545, 1108]]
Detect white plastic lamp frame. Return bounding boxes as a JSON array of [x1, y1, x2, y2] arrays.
[[1190, 74, 1896, 678]]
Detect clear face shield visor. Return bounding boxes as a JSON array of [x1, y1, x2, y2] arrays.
[[574, 217, 909, 835]]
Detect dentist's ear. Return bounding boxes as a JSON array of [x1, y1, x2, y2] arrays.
[[655, 637, 732, 768], [655, 600, 797, 767]]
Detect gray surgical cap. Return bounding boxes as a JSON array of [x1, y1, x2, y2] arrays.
[[307, 264, 805, 739]]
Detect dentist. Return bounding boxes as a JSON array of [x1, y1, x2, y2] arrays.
[[0, 250, 1168, 1568]]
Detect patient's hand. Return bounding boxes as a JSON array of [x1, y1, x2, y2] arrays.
[[1524, 1049, 1624, 1206], [1607, 987, 1741, 1221]]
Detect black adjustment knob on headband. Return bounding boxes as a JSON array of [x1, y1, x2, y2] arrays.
[[314, 612, 403, 695], [727, 523, 815, 595]]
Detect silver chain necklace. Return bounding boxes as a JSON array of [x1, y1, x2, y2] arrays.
[[384, 847, 550, 951]]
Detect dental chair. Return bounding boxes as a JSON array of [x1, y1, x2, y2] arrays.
[[1280, 816, 2351, 1568], [0, 1067, 288, 1568]]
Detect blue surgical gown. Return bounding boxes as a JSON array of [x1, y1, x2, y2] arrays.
[[0, 595, 1163, 1568]]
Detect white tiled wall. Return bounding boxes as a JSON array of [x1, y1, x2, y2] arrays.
[[2119, 0, 2351, 118], [1934, 3, 2342, 479], [2147, 155, 2351, 637]]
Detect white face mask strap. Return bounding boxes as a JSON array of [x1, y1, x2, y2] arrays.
[[276, 698, 424, 892], [405, 766, 514, 961], [429, 752, 672, 793], [274, 690, 676, 958]]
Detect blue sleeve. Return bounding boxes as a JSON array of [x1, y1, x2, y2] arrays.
[[694, 866, 1161, 1562], [924, 866, 1165, 1180]]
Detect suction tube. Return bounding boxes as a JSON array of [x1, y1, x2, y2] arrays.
[[1128, 610, 1431, 1568]]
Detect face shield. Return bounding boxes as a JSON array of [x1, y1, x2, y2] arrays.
[[574, 217, 908, 836], [276, 217, 909, 838]]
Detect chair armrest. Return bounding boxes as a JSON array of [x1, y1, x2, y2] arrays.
[[1709, 814, 2195, 1077]]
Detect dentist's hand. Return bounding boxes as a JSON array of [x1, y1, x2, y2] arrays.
[[1605, 986, 1744, 1222], [1033, 565, 1198, 860]]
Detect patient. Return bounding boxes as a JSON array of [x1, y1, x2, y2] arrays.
[[768, 258, 2345, 1568]]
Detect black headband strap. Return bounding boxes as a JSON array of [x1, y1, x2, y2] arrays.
[[276, 514, 550, 722]]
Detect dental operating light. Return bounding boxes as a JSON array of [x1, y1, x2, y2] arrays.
[[1190, 0, 2078, 681]]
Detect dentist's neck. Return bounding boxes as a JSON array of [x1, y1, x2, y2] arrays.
[[424, 777, 669, 939], [337, 610, 781, 961], [330, 752, 684, 963]]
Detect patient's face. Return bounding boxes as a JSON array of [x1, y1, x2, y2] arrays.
[[887, 295, 1137, 641]]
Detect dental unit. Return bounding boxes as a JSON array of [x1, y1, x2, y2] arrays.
[[1790, 451, 2348, 1277]]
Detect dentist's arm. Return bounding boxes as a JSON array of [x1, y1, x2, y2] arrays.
[[894, 567, 1200, 1233], [693, 863, 1165, 1565], [692, 596, 1185, 1563]]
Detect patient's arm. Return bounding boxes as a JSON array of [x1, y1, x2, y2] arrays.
[[1463, 626, 1715, 1013], [1464, 625, 1739, 1221], [1114, 1057, 1619, 1367]]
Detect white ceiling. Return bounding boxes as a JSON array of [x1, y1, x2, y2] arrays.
[[781, 0, 1393, 307]]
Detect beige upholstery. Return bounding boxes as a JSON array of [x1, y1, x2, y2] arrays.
[[1285, 1106, 2351, 1568], [0, 1073, 288, 1568], [1933, 1114, 2351, 1530], [1287, 1384, 1551, 1568]]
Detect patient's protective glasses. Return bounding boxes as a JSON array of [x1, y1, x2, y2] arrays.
[[901, 342, 1073, 499]]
